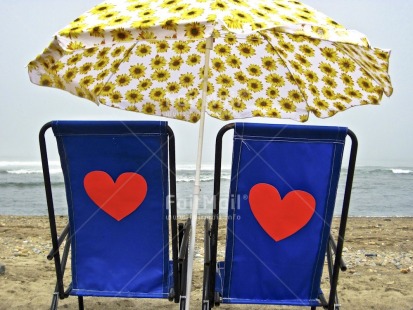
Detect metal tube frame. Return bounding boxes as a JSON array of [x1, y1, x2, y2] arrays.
[[203, 124, 234, 309], [327, 129, 358, 310], [202, 124, 358, 310], [39, 122, 182, 309]]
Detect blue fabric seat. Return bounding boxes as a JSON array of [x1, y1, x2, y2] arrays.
[[203, 123, 357, 310], [39, 121, 189, 310]]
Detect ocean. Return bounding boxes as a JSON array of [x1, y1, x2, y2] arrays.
[[0, 161, 412, 217]]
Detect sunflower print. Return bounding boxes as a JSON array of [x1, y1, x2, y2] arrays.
[[28, 0, 393, 123]]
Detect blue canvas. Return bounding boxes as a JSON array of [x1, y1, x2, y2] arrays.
[[218, 123, 347, 306], [52, 121, 171, 298]]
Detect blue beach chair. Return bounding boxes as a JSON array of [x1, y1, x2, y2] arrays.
[[39, 121, 190, 309], [203, 123, 358, 310]]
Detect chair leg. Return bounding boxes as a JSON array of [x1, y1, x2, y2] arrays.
[[326, 238, 342, 310], [180, 248, 189, 305], [78, 296, 84, 310], [179, 219, 191, 310], [202, 219, 212, 310], [179, 296, 186, 310], [50, 290, 59, 310], [202, 300, 211, 310], [50, 228, 72, 310]]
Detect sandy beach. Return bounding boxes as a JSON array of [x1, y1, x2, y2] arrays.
[[0, 216, 412, 309]]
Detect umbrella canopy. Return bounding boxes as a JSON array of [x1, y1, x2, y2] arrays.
[[28, 1, 393, 309], [28, 0, 392, 123]]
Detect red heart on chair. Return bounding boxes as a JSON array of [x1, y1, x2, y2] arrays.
[[84, 171, 147, 221], [249, 183, 315, 241]]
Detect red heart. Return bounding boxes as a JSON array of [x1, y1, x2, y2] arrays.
[[249, 183, 315, 241], [84, 171, 147, 221]]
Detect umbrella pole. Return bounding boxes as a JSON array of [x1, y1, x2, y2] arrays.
[[185, 36, 213, 310]]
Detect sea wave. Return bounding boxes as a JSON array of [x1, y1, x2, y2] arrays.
[[4, 168, 62, 175], [356, 167, 413, 175], [0, 161, 61, 175], [177, 175, 231, 183], [1, 175, 225, 185], [391, 169, 412, 174], [0, 161, 60, 167], [0, 181, 65, 187], [177, 164, 231, 171]]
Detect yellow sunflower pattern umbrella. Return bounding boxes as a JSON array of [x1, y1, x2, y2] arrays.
[[28, 1, 393, 308], [28, 0, 392, 123]]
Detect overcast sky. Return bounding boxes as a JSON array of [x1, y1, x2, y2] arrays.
[[0, 1, 411, 167]]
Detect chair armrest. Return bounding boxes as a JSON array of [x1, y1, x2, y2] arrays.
[[47, 223, 70, 260], [329, 234, 347, 271], [179, 218, 191, 261], [204, 218, 211, 265]]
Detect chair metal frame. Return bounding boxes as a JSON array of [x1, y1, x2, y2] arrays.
[[203, 123, 358, 310], [39, 121, 190, 310]]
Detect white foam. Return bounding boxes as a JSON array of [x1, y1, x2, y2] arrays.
[[0, 161, 60, 167], [391, 169, 411, 174], [176, 164, 231, 171], [6, 168, 62, 175]]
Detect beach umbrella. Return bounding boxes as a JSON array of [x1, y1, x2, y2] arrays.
[[27, 0, 393, 308]]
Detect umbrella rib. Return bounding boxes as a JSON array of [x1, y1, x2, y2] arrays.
[[333, 42, 392, 96], [259, 31, 310, 110], [93, 43, 138, 104]]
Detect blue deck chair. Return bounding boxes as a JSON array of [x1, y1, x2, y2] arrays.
[[203, 123, 358, 310], [39, 121, 190, 310]]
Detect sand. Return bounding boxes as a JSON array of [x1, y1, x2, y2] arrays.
[[0, 215, 412, 309]]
